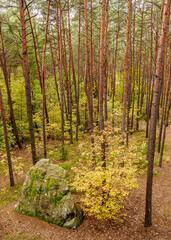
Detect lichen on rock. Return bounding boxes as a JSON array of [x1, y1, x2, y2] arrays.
[[14, 159, 82, 228]]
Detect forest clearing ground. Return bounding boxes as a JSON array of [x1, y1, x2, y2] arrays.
[[0, 126, 171, 240]]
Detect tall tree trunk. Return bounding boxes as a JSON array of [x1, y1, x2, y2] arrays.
[[121, 0, 132, 133], [146, 3, 153, 138], [67, 0, 76, 144], [76, 0, 81, 141], [126, 31, 132, 147], [0, 23, 22, 150], [136, 5, 144, 130], [49, 39, 60, 105], [144, 0, 170, 227], [18, 0, 37, 164], [58, 0, 65, 145], [140, 49, 146, 111], [159, 58, 171, 167], [130, 9, 136, 133], [41, 0, 50, 158], [99, 0, 105, 132], [84, 0, 95, 164], [104, 0, 109, 122], [25, 2, 49, 124], [158, 32, 168, 153], [112, 7, 120, 126], [61, 14, 69, 120]]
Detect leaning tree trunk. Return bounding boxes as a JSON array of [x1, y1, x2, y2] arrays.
[[18, 0, 37, 164], [144, 0, 170, 227], [0, 86, 15, 187]]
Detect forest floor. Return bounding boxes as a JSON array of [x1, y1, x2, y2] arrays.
[[0, 125, 171, 240]]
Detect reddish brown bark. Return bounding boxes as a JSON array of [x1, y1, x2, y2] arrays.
[[41, 0, 50, 158], [130, 9, 136, 133], [158, 32, 168, 153], [146, 3, 153, 138], [145, 0, 170, 227], [112, 19, 120, 126], [84, 0, 95, 164], [25, 1, 42, 89], [99, 0, 106, 132], [104, 0, 109, 122], [61, 14, 69, 120], [25, 2, 49, 124], [76, 0, 81, 141], [18, 0, 36, 164], [58, 0, 65, 145], [159, 46, 171, 167], [136, 5, 144, 130], [121, 0, 132, 133], [49, 40, 60, 105]]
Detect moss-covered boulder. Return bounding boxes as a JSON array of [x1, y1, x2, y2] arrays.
[[14, 159, 82, 228]]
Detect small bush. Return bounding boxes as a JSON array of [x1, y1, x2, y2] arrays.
[[72, 125, 139, 220]]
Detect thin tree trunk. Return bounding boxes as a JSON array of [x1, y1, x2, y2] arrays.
[[24, 2, 42, 88], [159, 61, 171, 167], [25, 3, 49, 124], [0, 87, 15, 187], [136, 5, 144, 130], [18, 0, 37, 164], [121, 0, 132, 133], [58, 0, 65, 145], [158, 32, 168, 153], [104, 0, 109, 122], [99, 0, 105, 132], [84, 0, 95, 164], [140, 49, 146, 111], [41, 0, 50, 158], [67, 0, 75, 144], [130, 9, 135, 133], [61, 14, 70, 121], [49, 39, 60, 105], [146, 3, 153, 138], [126, 32, 132, 147], [76, 0, 81, 141]]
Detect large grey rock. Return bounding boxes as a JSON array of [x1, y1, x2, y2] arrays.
[[14, 159, 82, 228]]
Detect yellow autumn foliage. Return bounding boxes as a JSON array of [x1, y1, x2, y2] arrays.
[[72, 124, 139, 220]]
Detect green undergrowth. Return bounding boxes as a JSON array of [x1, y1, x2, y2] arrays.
[[0, 184, 22, 210], [59, 159, 78, 170], [0, 122, 169, 216], [130, 129, 168, 175]]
